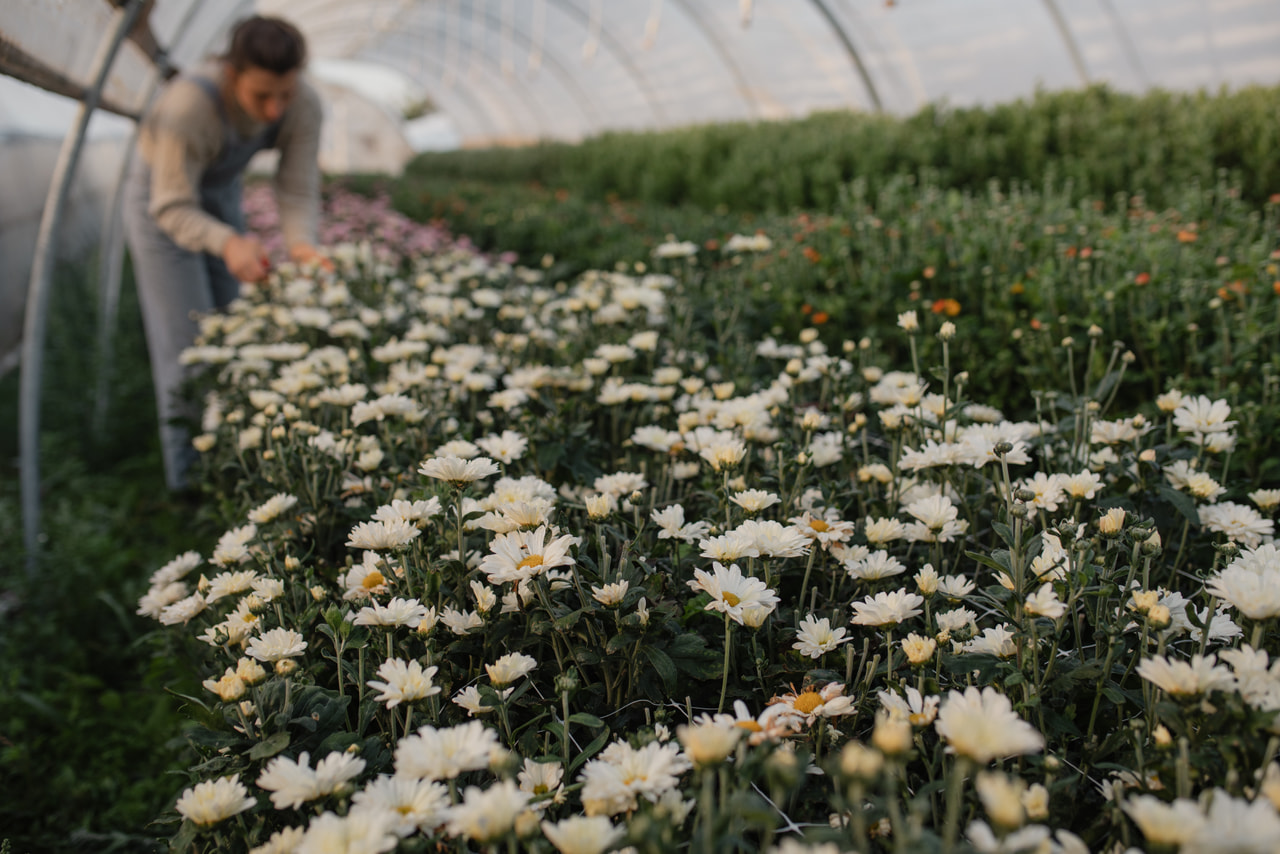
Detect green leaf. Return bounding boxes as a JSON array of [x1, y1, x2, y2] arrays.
[[641, 645, 678, 692], [1158, 485, 1201, 526], [170, 820, 198, 853], [568, 727, 610, 775], [568, 713, 605, 728], [248, 731, 291, 761]]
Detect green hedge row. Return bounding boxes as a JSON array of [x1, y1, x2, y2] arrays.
[[406, 84, 1280, 212]]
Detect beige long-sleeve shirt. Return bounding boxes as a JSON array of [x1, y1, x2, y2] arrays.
[[137, 59, 323, 256]]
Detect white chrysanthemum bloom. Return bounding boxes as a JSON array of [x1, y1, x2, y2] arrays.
[[1024, 583, 1067, 620], [902, 632, 938, 666], [1173, 395, 1237, 438], [251, 577, 283, 603], [653, 239, 698, 259], [1199, 502, 1275, 549], [593, 471, 650, 499], [436, 439, 481, 459], [174, 775, 257, 826], [205, 569, 259, 603], [136, 581, 189, 619], [934, 686, 1044, 762], [763, 682, 855, 731], [735, 519, 811, 559], [443, 779, 532, 842], [374, 498, 443, 529], [440, 607, 484, 635], [248, 493, 299, 525], [353, 597, 431, 629], [768, 840, 851, 854], [651, 504, 712, 544], [846, 550, 907, 581], [1136, 653, 1235, 698], [864, 516, 907, 546], [394, 720, 501, 782], [248, 827, 306, 854], [452, 685, 496, 716], [851, 589, 924, 626], [793, 615, 852, 658], [350, 775, 450, 838], [479, 525, 580, 585], [486, 652, 537, 686], [688, 562, 780, 626], [314, 383, 368, 407], [1183, 471, 1227, 502], [937, 574, 975, 600], [897, 310, 920, 332], [340, 552, 392, 601], [150, 550, 203, 587], [212, 523, 258, 567], [367, 659, 441, 708], [1183, 789, 1280, 853], [731, 489, 782, 514], [518, 758, 565, 800], [789, 509, 856, 548], [699, 531, 761, 563], [541, 815, 625, 854], [1017, 472, 1065, 515], [346, 518, 421, 551], [677, 719, 742, 766], [257, 750, 366, 810], [963, 625, 1017, 658], [591, 581, 629, 607], [246, 627, 308, 662], [1059, 471, 1103, 500], [903, 495, 969, 543], [159, 592, 207, 625], [1122, 794, 1206, 847], [474, 430, 528, 463], [1250, 488, 1280, 512], [419, 455, 500, 485], [351, 393, 424, 426], [295, 809, 397, 854], [878, 685, 940, 727], [578, 740, 692, 817], [1208, 547, 1280, 619], [724, 233, 773, 253], [974, 771, 1026, 829]]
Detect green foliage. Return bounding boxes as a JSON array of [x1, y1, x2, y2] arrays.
[[0, 258, 209, 852], [405, 84, 1280, 212]]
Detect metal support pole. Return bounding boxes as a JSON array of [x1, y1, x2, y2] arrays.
[[20, 0, 145, 575], [94, 0, 208, 436], [808, 0, 883, 112], [1042, 0, 1090, 87]]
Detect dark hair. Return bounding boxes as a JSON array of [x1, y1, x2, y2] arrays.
[[224, 16, 307, 74]]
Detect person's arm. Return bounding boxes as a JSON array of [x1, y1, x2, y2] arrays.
[[274, 79, 323, 263]]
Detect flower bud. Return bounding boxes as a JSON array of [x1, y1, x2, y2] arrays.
[[839, 741, 884, 780], [1147, 605, 1172, 630], [872, 712, 913, 756]]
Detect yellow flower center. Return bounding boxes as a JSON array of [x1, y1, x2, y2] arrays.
[[722, 591, 741, 607], [517, 554, 545, 570], [810, 520, 830, 532], [362, 571, 385, 590], [735, 720, 763, 733], [533, 784, 549, 795], [909, 712, 930, 727], [793, 691, 823, 715]]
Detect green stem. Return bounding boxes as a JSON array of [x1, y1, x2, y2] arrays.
[[718, 614, 733, 714]]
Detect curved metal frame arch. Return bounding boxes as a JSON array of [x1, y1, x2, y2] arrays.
[[541, 0, 668, 126], [666, 0, 763, 119], [317, 11, 545, 141], [807, 0, 883, 111], [1041, 0, 1090, 86], [20, 0, 146, 574], [369, 2, 603, 137]]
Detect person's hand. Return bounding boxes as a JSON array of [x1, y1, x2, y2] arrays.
[[290, 243, 334, 272], [223, 233, 270, 282]]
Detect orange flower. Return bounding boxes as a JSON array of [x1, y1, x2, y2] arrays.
[[1176, 229, 1198, 243], [1273, 281, 1280, 295], [922, 266, 936, 279], [812, 311, 830, 325], [931, 298, 961, 317], [801, 304, 814, 315], [1030, 318, 1043, 331], [1065, 246, 1078, 258], [1080, 247, 1093, 259], [1270, 194, 1280, 205], [555, 188, 570, 202], [1135, 272, 1151, 286], [704, 239, 720, 251], [1010, 282, 1025, 295], [803, 246, 822, 263]]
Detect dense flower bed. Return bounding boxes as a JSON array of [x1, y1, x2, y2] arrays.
[[141, 211, 1280, 853]]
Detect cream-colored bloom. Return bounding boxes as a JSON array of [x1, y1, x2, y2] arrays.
[[174, 775, 257, 825], [452, 685, 495, 716], [442, 780, 532, 842], [295, 809, 397, 854], [897, 310, 920, 332], [394, 720, 501, 781], [248, 493, 299, 524], [418, 455, 500, 484], [975, 771, 1026, 828], [541, 815, 625, 854], [246, 627, 308, 662], [901, 633, 938, 666], [352, 597, 431, 629], [479, 525, 579, 585], [350, 775, 450, 838], [793, 615, 852, 658], [934, 687, 1044, 762], [346, 518, 421, 551], [591, 581, 629, 607], [677, 719, 743, 766], [688, 562, 779, 626], [1024, 583, 1067, 620], [1136, 653, 1235, 698], [731, 489, 782, 514], [202, 667, 246, 702], [257, 750, 366, 810], [763, 682, 855, 730], [851, 589, 924, 626], [486, 652, 537, 686], [367, 659, 441, 708]]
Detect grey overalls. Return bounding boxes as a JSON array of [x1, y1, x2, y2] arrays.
[[122, 74, 281, 491]]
